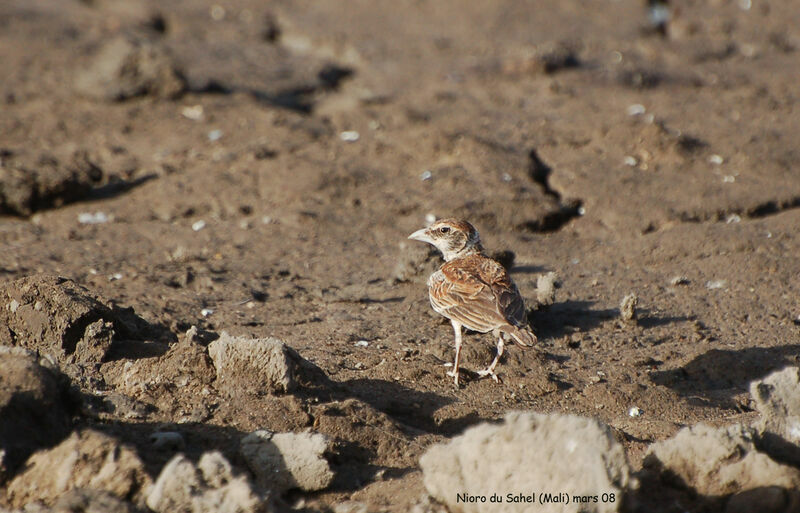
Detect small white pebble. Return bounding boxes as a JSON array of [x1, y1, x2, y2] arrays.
[[623, 156, 637, 166], [109, 273, 123, 281], [425, 213, 437, 224], [181, 105, 204, 121], [368, 120, 380, 130], [261, 216, 273, 224], [78, 211, 109, 224], [191, 220, 206, 232], [726, 214, 741, 224], [571, 258, 580, 265], [443, 362, 453, 367], [420, 170, 432, 181], [611, 51, 623, 64], [706, 279, 727, 290], [578, 206, 586, 216], [355, 340, 369, 347], [502, 173, 512, 182], [738, 0, 751, 10], [722, 175, 735, 183], [340, 130, 360, 142], [628, 406, 642, 417], [766, 232, 772, 238], [9, 299, 20, 312], [709, 154, 724, 165], [208, 129, 223, 142], [200, 308, 214, 317], [627, 104, 646, 116], [210, 4, 225, 20], [670, 276, 690, 286]]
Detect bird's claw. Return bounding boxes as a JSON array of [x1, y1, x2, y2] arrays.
[[477, 369, 502, 383], [446, 369, 461, 387]]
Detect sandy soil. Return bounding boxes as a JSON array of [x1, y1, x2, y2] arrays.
[[1, 0, 799, 511]]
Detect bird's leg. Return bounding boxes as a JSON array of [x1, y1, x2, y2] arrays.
[[478, 334, 505, 383], [446, 320, 463, 387]]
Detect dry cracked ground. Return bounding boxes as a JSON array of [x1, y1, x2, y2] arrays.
[[2, 0, 800, 512]]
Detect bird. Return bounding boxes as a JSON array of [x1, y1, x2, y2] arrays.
[[408, 218, 536, 386]]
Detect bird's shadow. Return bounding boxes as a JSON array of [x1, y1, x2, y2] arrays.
[[530, 300, 616, 339], [530, 300, 689, 340]]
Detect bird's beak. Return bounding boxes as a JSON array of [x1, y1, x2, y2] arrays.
[[408, 228, 433, 244]]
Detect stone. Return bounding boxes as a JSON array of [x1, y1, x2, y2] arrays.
[[208, 333, 299, 394], [5, 429, 151, 508], [146, 452, 268, 513], [751, 367, 800, 466], [74, 36, 185, 101], [0, 347, 73, 482], [644, 423, 800, 500], [240, 430, 334, 493], [420, 412, 630, 513]]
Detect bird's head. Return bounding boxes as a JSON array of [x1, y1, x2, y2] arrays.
[[408, 218, 484, 261]]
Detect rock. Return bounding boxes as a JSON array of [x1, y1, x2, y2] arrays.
[[5, 429, 151, 508], [619, 293, 638, 322], [644, 423, 800, 507], [49, 489, 140, 513], [535, 271, 559, 308], [0, 150, 104, 216], [74, 35, 185, 101], [420, 412, 630, 513], [208, 333, 300, 394], [146, 452, 267, 513], [149, 431, 185, 452], [501, 41, 581, 75], [0, 347, 74, 482], [0, 275, 117, 365], [240, 430, 334, 493], [751, 367, 800, 466]]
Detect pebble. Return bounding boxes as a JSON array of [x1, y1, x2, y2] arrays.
[[354, 340, 369, 347], [420, 170, 432, 181], [8, 299, 20, 312], [709, 154, 724, 165], [78, 211, 110, 224], [425, 213, 437, 224], [669, 276, 690, 286], [109, 273, 123, 281], [208, 129, 223, 142], [627, 104, 646, 116], [722, 175, 735, 183], [191, 220, 206, 232], [340, 130, 360, 142], [181, 105, 204, 121], [706, 280, 727, 290], [623, 156, 637, 167], [200, 308, 214, 317], [628, 406, 643, 417], [210, 4, 225, 20], [726, 214, 741, 224], [150, 431, 185, 451]]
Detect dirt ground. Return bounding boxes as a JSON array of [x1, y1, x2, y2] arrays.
[[1, 0, 800, 511]]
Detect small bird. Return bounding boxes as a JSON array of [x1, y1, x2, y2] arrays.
[[408, 219, 536, 386]]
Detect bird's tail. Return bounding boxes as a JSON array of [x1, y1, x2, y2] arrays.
[[502, 325, 537, 347]]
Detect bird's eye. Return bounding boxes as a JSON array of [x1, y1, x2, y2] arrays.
[[439, 226, 450, 234]]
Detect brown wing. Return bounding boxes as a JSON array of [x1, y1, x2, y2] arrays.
[[429, 255, 528, 334]]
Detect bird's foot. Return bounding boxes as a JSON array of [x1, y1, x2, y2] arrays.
[[477, 368, 502, 383], [446, 369, 461, 387]]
